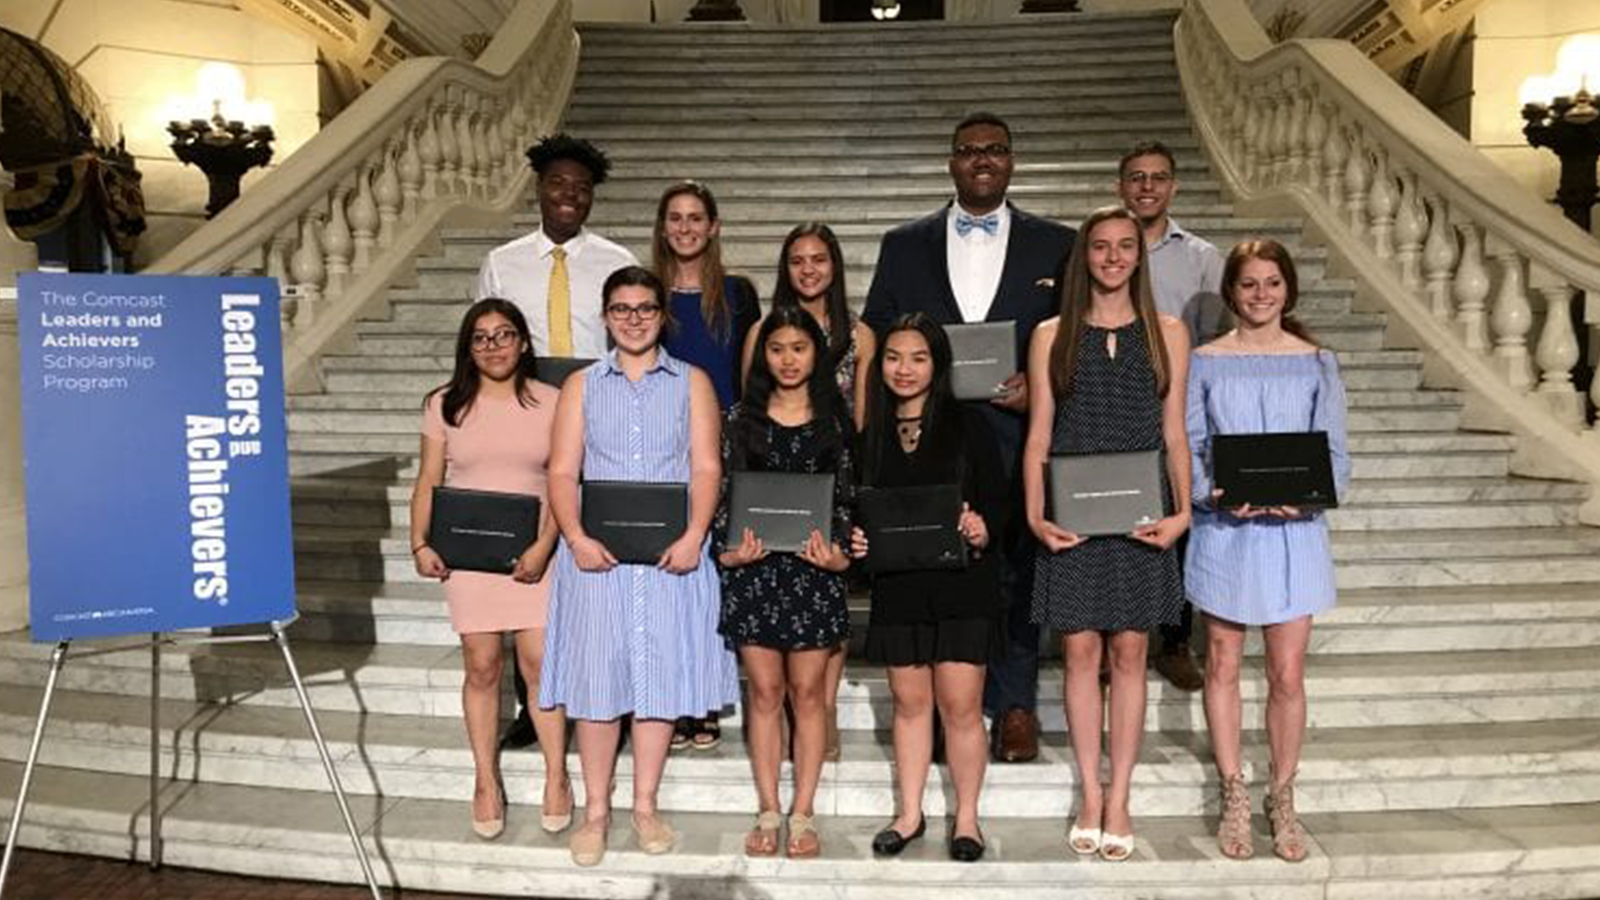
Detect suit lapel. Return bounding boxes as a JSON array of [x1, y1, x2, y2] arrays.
[[986, 203, 1028, 322]]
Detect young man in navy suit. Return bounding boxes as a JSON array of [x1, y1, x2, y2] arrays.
[[864, 112, 1075, 763]]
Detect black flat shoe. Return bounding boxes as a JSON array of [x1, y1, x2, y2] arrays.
[[871, 815, 927, 856], [949, 832, 986, 863], [498, 714, 536, 749]]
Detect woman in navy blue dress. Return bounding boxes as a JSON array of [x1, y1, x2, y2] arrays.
[[653, 181, 761, 751]]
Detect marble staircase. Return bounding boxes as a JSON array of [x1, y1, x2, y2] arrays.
[[4, 12, 1600, 899]]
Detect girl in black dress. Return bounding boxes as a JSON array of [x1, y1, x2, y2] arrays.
[[849, 313, 1005, 863], [715, 305, 854, 859], [1024, 206, 1192, 862]]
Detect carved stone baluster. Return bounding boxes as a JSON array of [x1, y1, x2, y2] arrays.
[[1227, 76, 1248, 169], [472, 98, 493, 196], [1530, 265, 1584, 426], [322, 184, 352, 297], [374, 137, 402, 248], [1302, 86, 1326, 195], [1322, 114, 1347, 210], [485, 104, 505, 193], [438, 90, 461, 197], [349, 161, 379, 274], [1366, 148, 1397, 260], [399, 117, 424, 222], [1393, 169, 1425, 289], [502, 96, 521, 179], [1285, 75, 1307, 183], [419, 106, 442, 201], [291, 209, 326, 332], [1343, 133, 1370, 236], [265, 225, 296, 328], [1453, 223, 1490, 351], [1241, 98, 1262, 186], [457, 95, 480, 198], [508, 79, 530, 161], [1421, 191, 1457, 319], [1486, 238, 1534, 390], [1267, 87, 1288, 185]]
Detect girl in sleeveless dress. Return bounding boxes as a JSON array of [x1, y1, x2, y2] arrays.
[[653, 181, 762, 752], [1024, 206, 1192, 862], [1187, 240, 1350, 862], [410, 298, 571, 842], [716, 305, 854, 859], [540, 267, 740, 867]]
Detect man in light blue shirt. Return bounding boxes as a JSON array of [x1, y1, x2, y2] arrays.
[[1118, 140, 1227, 693]]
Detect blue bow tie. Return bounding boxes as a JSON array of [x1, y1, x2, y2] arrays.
[[954, 211, 1000, 237]]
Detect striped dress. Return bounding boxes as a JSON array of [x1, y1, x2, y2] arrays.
[[538, 349, 740, 721], [1184, 351, 1352, 625]]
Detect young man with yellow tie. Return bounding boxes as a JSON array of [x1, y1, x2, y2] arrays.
[[474, 133, 637, 748]]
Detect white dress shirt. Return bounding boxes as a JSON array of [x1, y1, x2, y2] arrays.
[[946, 201, 1011, 324], [474, 227, 638, 357]]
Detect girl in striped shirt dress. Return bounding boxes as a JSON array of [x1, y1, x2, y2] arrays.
[[540, 266, 740, 867]]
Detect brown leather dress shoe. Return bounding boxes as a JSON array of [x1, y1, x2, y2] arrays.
[[1154, 645, 1204, 693], [993, 708, 1039, 763]]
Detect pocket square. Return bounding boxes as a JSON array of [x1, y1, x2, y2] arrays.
[[1035, 277, 1057, 289]]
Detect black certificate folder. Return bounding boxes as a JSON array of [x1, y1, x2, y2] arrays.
[[858, 484, 966, 573], [946, 321, 1016, 400], [1212, 431, 1339, 509], [728, 472, 835, 553], [429, 487, 540, 574], [581, 481, 688, 563], [1048, 450, 1165, 537]]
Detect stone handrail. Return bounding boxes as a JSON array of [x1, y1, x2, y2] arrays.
[[1176, 0, 1600, 500], [146, 0, 578, 392]]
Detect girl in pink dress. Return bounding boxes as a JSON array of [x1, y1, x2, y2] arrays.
[[410, 298, 573, 840]]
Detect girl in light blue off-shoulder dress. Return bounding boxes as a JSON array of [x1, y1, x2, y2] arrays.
[[1185, 240, 1351, 865]]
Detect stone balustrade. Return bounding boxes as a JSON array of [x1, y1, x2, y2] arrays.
[[143, 0, 578, 392], [1177, 0, 1600, 499]]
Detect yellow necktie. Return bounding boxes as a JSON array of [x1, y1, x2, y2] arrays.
[[548, 246, 573, 356]]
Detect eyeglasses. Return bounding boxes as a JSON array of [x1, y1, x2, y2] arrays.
[[953, 143, 1012, 162], [1122, 171, 1174, 186], [470, 328, 520, 351], [605, 303, 663, 323]]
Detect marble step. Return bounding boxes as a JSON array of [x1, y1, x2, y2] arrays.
[[595, 133, 1206, 162], [567, 77, 1187, 108], [17, 763, 1599, 900], [4, 685, 1598, 819], [575, 60, 1179, 87], [565, 99, 1189, 127], [576, 17, 1178, 48], [281, 568, 1600, 652], [3, 619, 1599, 729], [570, 116, 1197, 144]]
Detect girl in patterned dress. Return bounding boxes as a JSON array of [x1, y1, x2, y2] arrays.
[[1023, 206, 1192, 862], [540, 267, 740, 867], [1187, 240, 1350, 862], [716, 305, 853, 858], [742, 222, 877, 762]]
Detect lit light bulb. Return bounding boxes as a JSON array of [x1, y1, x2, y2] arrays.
[[1555, 33, 1600, 93]]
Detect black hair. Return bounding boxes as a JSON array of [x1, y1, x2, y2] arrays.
[[429, 298, 540, 427], [861, 312, 966, 486], [1119, 140, 1178, 178], [602, 264, 675, 334], [729, 304, 848, 473], [952, 111, 1012, 149], [526, 132, 612, 185], [771, 222, 851, 374]]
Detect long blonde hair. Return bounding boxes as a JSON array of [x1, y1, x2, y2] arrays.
[[1049, 205, 1170, 399]]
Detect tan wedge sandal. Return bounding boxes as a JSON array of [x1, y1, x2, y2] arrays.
[[1217, 773, 1254, 860]]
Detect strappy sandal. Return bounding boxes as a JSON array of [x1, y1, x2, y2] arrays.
[[1217, 773, 1254, 860], [786, 812, 821, 859], [692, 716, 722, 751], [670, 717, 693, 751], [1265, 775, 1310, 863], [743, 809, 782, 857]]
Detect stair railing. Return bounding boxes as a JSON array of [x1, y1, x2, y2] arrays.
[[143, 0, 579, 392], [1176, 0, 1600, 506]]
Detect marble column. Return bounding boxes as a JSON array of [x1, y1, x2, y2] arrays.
[[0, 97, 39, 633]]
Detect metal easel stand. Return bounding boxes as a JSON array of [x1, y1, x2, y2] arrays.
[[0, 617, 384, 900]]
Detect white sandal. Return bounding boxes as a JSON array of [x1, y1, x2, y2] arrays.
[[1068, 822, 1102, 856], [1098, 831, 1135, 862]]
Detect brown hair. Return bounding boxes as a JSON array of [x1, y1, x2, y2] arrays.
[[1049, 205, 1171, 399], [1221, 239, 1316, 345], [651, 180, 732, 336]]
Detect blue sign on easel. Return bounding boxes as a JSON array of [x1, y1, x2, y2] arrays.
[[16, 272, 296, 641]]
